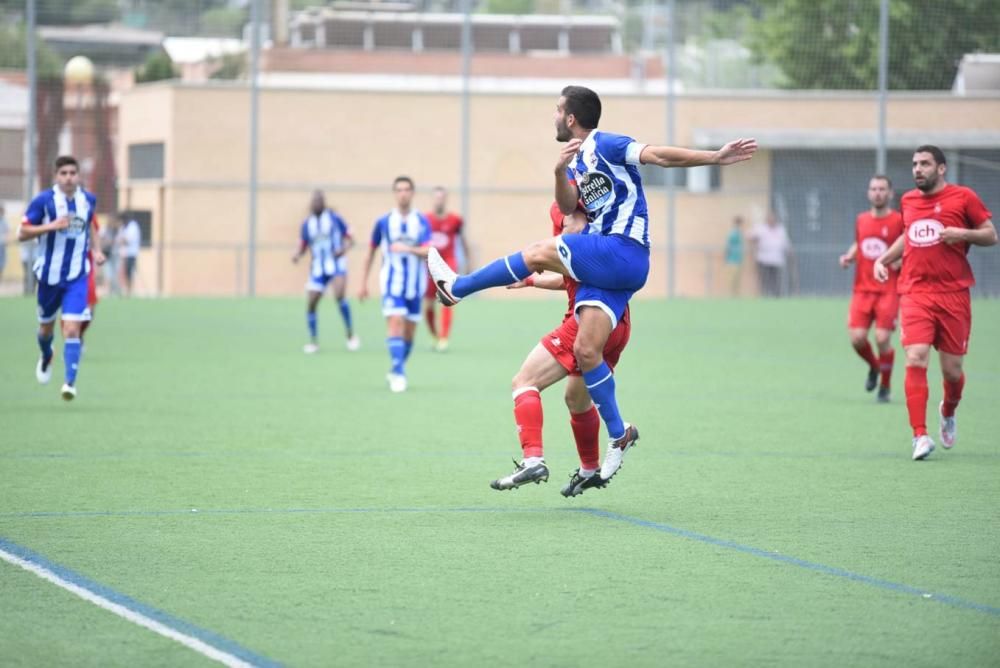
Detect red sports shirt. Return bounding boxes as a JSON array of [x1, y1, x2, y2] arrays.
[[854, 210, 903, 293], [898, 184, 993, 294], [425, 211, 463, 264], [548, 202, 631, 328]]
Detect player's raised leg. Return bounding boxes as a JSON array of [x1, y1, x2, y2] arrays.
[[561, 375, 606, 497], [491, 344, 566, 490], [938, 351, 964, 449]]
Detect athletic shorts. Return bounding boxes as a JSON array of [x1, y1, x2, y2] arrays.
[[426, 254, 457, 299], [541, 315, 631, 377], [382, 294, 422, 322], [848, 290, 898, 331], [37, 274, 91, 324], [555, 233, 649, 292], [899, 290, 971, 355], [306, 269, 345, 293]]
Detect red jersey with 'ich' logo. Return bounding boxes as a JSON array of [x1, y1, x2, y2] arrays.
[[854, 209, 903, 293], [898, 184, 992, 295]]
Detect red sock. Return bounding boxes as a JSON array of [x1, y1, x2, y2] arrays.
[[904, 366, 929, 437], [424, 304, 437, 338], [942, 373, 965, 418], [570, 406, 601, 471], [852, 339, 879, 370], [879, 348, 894, 389], [513, 387, 543, 459], [441, 307, 453, 340]]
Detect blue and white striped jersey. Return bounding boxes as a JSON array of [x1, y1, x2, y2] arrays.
[[23, 186, 97, 286], [566, 130, 649, 249], [371, 210, 431, 300], [300, 209, 351, 278]]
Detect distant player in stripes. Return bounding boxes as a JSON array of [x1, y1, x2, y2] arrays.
[[423, 187, 468, 352], [874, 145, 996, 460], [359, 176, 431, 393], [429, 85, 756, 482], [838, 175, 904, 402], [18, 155, 105, 401], [292, 190, 359, 354], [492, 202, 631, 496]]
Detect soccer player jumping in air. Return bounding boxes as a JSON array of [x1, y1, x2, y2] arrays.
[[874, 145, 996, 461], [429, 85, 756, 482], [19, 155, 105, 401], [838, 175, 904, 402]]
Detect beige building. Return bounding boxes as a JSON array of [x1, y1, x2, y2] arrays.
[[117, 81, 1000, 297]]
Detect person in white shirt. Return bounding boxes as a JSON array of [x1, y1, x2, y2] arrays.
[[749, 211, 793, 297], [0, 204, 8, 282], [118, 216, 141, 296]]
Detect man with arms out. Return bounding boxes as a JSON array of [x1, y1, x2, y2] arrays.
[[429, 85, 756, 481], [292, 190, 359, 354], [874, 145, 996, 460], [492, 202, 631, 496], [839, 175, 904, 402], [423, 186, 468, 352], [359, 176, 431, 393], [18, 155, 105, 401]]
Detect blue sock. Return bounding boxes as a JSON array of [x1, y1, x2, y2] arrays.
[[403, 339, 413, 361], [452, 252, 530, 299], [338, 299, 353, 335], [583, 361, 625, 440], [64, 338, 81, 385], [386, 337, 405, 375], [37, 332, 54, 361], [307, 312, 317, 339]]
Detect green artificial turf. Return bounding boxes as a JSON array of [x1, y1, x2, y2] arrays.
[[1, 296, 998, 667]]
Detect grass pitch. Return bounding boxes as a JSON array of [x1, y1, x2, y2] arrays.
[[1, 296, 998, 667]]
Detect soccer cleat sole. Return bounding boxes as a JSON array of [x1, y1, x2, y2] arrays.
[[434, 281, 459, 307]]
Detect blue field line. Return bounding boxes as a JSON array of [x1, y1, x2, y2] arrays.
[[574, 508, 1000, 618], [0, 536, 282, 667]]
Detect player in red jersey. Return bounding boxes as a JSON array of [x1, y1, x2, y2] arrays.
[[423, 187, 468, 352], [874, 145, 996, 460], [838, 175, 904, 402], [490, 202, 631, 497]]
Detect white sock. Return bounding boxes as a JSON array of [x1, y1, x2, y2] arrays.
[[523, 456, 544, 467], [579, 467, 596, 478]]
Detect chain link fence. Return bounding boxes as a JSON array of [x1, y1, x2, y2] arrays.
[[1, 0, 998, 297]]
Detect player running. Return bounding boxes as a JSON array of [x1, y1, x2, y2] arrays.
[[292, 190, 359, 354], [423, 186, 468, 352], [359, 176, 431, 393], [491, 202, 631, 496], [873, 145, 996, 460], [838, 175, 904, 402], [18, 155, 106, 401], [428, 85, 756, 481]]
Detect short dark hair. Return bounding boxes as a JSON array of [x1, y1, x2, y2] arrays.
[[871, 174, 893, 189], [914, 145, 946, 165], [54, 155, 78, 171], [560, 85, 601, 130], [393, 175, 414, 189]]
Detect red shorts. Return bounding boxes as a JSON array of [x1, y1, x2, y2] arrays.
[[540, 316, 631, 377], [425, 254, 458, 299], [848, 290, 898, 330], [899, 290, 971, 355]]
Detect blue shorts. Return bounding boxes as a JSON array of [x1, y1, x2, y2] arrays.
[[37, 274, 90, 324], [574, 286, 634, 329], [382, 294, 421, 322], [556, 233, 649, 291], [306, 270, 346, 293]]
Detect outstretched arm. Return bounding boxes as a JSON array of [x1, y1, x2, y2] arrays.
[[839, 242, 857, 268], [640, 138, 757, 168], [507, 271, 566, 291]]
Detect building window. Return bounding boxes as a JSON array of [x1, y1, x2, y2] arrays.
[[128, 142, 164, 180]]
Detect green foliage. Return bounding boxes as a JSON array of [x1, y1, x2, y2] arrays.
[[748, 0, 1000, 90], [484, 0, 535, 14], [209, 52, 246, 80], [0, 24, 63, 79], [134, 50, 177, 84], [199, 6, 246, 37]]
